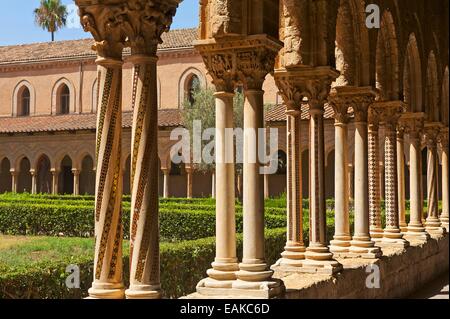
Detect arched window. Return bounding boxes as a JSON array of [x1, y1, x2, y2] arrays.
[[19, 87, 30, 116], [59, 84, 70, 114], [186, 74, 201, 106], [275, 150, 287, 175]]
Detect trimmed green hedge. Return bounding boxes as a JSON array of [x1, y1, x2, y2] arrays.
[[0, 228, 287, 299], [0, 202, 286, 241]]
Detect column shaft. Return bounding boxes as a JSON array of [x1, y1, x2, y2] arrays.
[[441, 147, 449, 229], [88, 59, 124, 299], [425, 142, 443, 234], [51, 171, 59, 195], [203, 92, 238, 286], [163, 170, 170, 198], [279, 110, 305, 264], [211, 172, 215, 199], [238, 89, 271, 279], [397, 132, 407, 231], [405, 133, 428, 239], [126, 57, 161, 299], [368, 124, 383, 240], [31, 171, 37, 195], [73, 170, 80, 196], [330, 121, 351, 252], [11, 171, 17, 193], [186, 169, 193, 199]]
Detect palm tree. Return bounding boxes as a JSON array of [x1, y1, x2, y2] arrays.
[[34, 0, 68, 42]]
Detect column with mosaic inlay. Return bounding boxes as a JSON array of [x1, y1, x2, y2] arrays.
[[424, 123, 446, 237], [122, 0, 181, 299], [376, 102, 409, 248], [368, 106, 383, 242], [76, 1, 126, 299], [272, 70, 306, 270]]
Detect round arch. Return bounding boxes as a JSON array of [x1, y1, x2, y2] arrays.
[[403, 33, 423, 113], [52, 78, 76, 115], [376, 11, 400, 101], [426, 51, 440, 122], [178, 67, 207, 108], [12, 80, 35, 117], [334, 0, 370, 87]]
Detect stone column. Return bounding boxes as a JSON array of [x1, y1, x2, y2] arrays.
[[284, 67, 342, 274], [424, 123, 445, 236], [328, 90, 351, 255], [396, 127, 407, 232], [10, 170, 18, 193], [211, 172, 215, 198], [272, 72, 306, 271], [368, 109, 383, 241], [51, 169, 59, 195], [76, 2, 127, 299], [30, 169, 37, 194], [375, 102, 409, 248], [439, 128, 449, 230], [162, 169, 170, 198], [126, 53, 161, 299], [264, 173, 270, 199], [186, 167, 193, 199], [72, 168, 80, 196], [348, 164, 354, 199], [403, 113, 429, 241]]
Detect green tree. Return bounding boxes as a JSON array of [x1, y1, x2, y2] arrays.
[[181, 87, 245, 198], [34, 0, 68, 42]]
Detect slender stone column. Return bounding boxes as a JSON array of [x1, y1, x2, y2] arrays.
[[30, 169, 37, 194], [264, 173, 269, 199], [72, 168, 80, 196], [368, 109, 383, 241], [396, 127, 407, 232], [197, 91, 239, 293], [235, 89, 275, 286], [328, 91, 351, 254], [375, 102, 409, 248], [51, 169, 59, 195], [272, 72, 306, 271], [125, 54, 161, 299], [349, 90, 381, 258], [211, 172, 215, 198], [348, 164, 354, 199], [162, 169, 170, 198], [186, 167, 193, 199], [424, 123, 445, 236], [403, 113, 429, 241], [439, 128, 449, 230], [10, 170, 18, 193], [76, 2, 127, 299]]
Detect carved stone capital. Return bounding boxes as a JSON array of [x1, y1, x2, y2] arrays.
[[398, 112, 425, 139], [76, 0, 180, 59], [195, 35, 282, 92], [438, 127, 449, 150], [423, 122, 443, 149], [370, 101, 406, 131], [274, 66, 339, 113], [328, 86, 376, 124]]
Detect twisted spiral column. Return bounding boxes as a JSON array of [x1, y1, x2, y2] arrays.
[[89, 57, 125, 299], [126, 55, 161, 299]]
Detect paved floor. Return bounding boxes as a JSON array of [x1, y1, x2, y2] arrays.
[[409, 272, 449, 299]]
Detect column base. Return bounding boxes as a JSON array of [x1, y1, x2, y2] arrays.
[[125, 284, 161, 299], [426, 218, 447, 238], [370, 227, 384, 243], [87, 282, 125, 299], [329, 235, 352, 254], [195, 278, 284, 299], [379, 229, 409, 249], [301, 245, 342, 274], [347, 238, 382, 259], [403, 224, 430, 243], [206, 260, 239, 281], [271, 244, 306, 270]]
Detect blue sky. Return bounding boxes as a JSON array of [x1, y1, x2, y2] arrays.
[[0, 0, 198, 46]]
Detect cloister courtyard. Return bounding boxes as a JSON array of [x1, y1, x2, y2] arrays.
[[0, 0, 449, 301]]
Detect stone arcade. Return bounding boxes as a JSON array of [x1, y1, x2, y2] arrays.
[[1, 0, 447, 299]]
